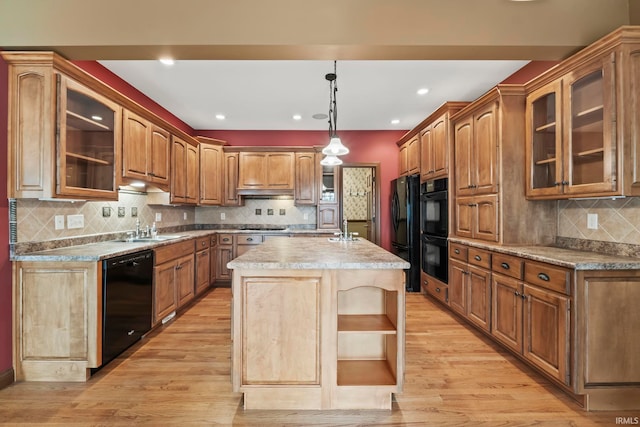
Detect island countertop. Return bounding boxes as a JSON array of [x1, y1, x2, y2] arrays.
[[227, 237, 410, 270]]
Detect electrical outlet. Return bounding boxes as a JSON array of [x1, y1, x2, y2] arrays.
[[54, 215, 65, 230], [183, 212, 188, 220], [155, 212, 162, 222], [587, 213, 598, 230], [303, 213, 309, 220], [67, 214, 84, 229], [221, 212, 226, 220]]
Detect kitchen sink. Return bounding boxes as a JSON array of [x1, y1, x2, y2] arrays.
[[116, 235, 186, 243]]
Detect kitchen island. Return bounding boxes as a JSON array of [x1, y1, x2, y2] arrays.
[[227, 237, 410, 410]]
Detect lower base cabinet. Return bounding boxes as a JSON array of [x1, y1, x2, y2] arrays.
[[153, 240, 195, 324], [195, 236, 211, 295]]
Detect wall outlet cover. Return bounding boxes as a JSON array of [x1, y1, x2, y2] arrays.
[[155, 212, 162, 222], [221, 212, 226, 220], [183, 212, 188, 220], [587, 213, 598, 230], [67, 214, 84, 229], [54, 215, 65, 230]]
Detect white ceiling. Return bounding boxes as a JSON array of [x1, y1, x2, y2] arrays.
[[98, 60, 530, 131]]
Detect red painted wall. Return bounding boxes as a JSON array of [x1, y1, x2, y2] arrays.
[[198, 130, 406, 249], [0, 54, 12, 374]]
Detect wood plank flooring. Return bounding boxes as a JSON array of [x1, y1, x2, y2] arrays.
[[0, 287, 634, 426]]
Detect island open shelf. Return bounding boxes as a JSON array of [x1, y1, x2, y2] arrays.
[[227, 237, 409, 410]]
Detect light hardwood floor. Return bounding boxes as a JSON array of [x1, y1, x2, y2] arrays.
[[0, 287, 634, 426]]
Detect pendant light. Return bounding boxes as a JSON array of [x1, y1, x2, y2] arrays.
[[321, 61, 349, 165]]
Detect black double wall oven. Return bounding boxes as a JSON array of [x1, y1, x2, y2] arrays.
[[420, 177, 448, 285]]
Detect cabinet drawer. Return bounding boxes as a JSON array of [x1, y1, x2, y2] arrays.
[[468, 247, 491, 269], [218, 234, 234, 245], [492, 253, 524, 280], [155, 239, 194, 265], [424, 279, 448, 304], [524, 260, 571, 295], [450, 243, 468, 262], [237, 234, 263, 245], [195, 236, 210, 250]]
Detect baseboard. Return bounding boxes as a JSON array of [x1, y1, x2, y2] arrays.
[[0, 367, 14, 389]]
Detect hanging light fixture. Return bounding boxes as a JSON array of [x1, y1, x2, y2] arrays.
[[321, 61, 349, 165]]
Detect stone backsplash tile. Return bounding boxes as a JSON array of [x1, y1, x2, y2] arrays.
[[195, 199, 316, 226]]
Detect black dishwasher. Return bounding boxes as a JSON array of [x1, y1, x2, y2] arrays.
[[99, 250, 154, 370]]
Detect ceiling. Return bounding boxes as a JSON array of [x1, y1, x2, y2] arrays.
[[99, 59, 529, 131]]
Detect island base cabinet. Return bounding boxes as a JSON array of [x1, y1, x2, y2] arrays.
[[231, 268, 405, 410]]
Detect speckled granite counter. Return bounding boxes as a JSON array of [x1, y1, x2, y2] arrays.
[[227, 237, 410, 270], [10, 228, 336, 262], [450, 237, 640, 270]]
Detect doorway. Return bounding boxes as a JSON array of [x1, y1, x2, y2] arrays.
[[340, 163, 380, 245]]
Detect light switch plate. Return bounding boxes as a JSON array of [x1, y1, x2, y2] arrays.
[[67, 214, 84, 229], [54, 215, 65, 230]]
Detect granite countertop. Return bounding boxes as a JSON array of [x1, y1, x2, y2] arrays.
[[450, 237, 640, 270], [227, 237, 411, 270], [11, 228, 337, 262]]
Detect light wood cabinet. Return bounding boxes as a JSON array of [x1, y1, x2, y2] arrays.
[[2, 52, 121, 201], [12, 260, 101, 381], [237, 152, 294, 192], [419, 103, 468, 182], [122, 109, 170, 190], [236, 234, 263, 256], [294, 151, 317, 205], [195, 236, 211, 296], [525, 27, 640, 199], [452, 86, 556, 245], [171, 136, 199, 205], [153, 240, 195, 324], [198, 138, 225, 206], [317, 163, 341, 229], [215, 234, 234, 281], [398, 136, 419, 176], [209, 234, 218, 284], [222, 151, 243, 206]]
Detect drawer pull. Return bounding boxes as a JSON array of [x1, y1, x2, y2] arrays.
[[537, 272, 550, 282], [435, 287, 441, 293], [222, 238, 230, 242], [246, 237, 253, 242], [474, 255, 482, 261], [201, 241, 206, 246], [454, 249, 460, 254], [514, 291, 520, 297], [501, 262, 510, 270], [423, 280, 428, 287]]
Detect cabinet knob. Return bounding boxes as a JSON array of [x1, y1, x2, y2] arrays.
[[561, 180, 569, 185], [515, 291, 520, 297], [501, 262, 510, 270], [202, 241, 206, 246], [423, 280, 428, 286], [176, 264, 182, 270], [454, 249, 460, 254], [537, 272, 550, 281], [435, 287, 441, 293], [474, 255, 482, 261]]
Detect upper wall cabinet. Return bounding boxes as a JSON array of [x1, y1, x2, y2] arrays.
[[3, 52, 121, 200], [397, 136, 419, 177], [237, 151, 294, 194], [122, 110, 170, 191], [525, 27, 640, 199], [171, 136, 199, 205], [294, 151, 317, 205], [198, 137, 226, 206]]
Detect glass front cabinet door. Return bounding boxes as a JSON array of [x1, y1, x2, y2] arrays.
[[57, 75, 121, 199], [526, 56, 616, 199]]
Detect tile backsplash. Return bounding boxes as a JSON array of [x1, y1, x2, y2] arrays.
[[195, 198, 316, 226], [557, 197, 640, 245]]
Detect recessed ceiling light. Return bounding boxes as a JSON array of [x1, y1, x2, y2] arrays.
[[417, 88, 429, 95], [293, 114, 302, 120], [91, 115, 103, 121], [312, 113, 328, 120], [391, 119, 400, 125], [159, 58, 175, 66], [215, 114, 226, 120]]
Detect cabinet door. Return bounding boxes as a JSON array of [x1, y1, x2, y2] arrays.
[[420, 126, 433, 180], [431, 115, 448, 178], [407, 136, 420, 175], [238, 152, 266, 188], [171, 137, 187, 203], [57, 76, 121, 199], [176, 254, 195, 308], [195, 248, 210, 295], [149, 125, 170, 187], [216, 245, 234, 280], [318, 204, 340, 229], [563, 57, 616, 196], [473, 103, 498, 194], [154, 262, 177, 324], [523, 284, 570, 385], [448, 259, 467, 316], [123, 109, 149, 180], [223, 152, 242, 206], [186, 142, 199, 203], [294, 152, 317, 205], [491, 274, 523, 353], [474, 194, 499, 242], [398, 144, 408, 176], [454, 197, 473, 239], [199, 143, 223, 205], [454, 116, 473, 196], [467, 265, 491, 332], [266, 152, 294, 189], [209, 237, 218, 284], [526, 81, 563, 198]]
